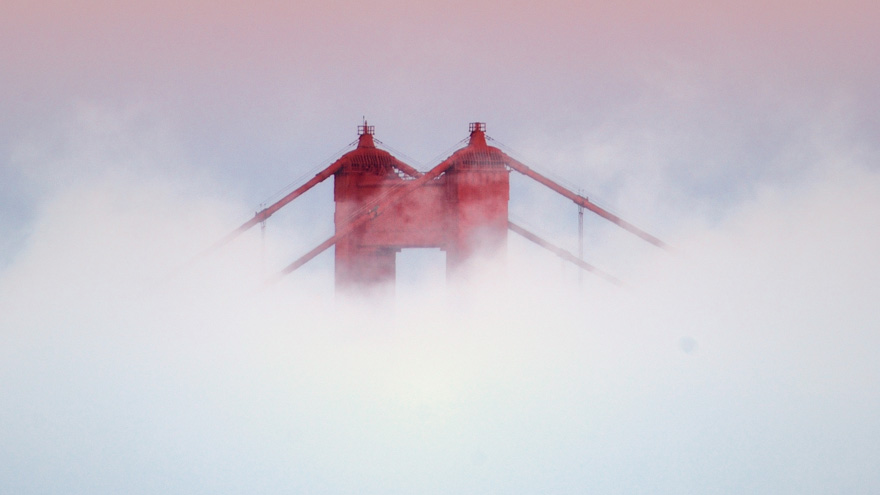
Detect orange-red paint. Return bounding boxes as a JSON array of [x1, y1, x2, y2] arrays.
[[333, 122, 509, 291]]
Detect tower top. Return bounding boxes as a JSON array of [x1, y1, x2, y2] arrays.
[[468, 122, 487, 147], [357, 120, 376, 148]]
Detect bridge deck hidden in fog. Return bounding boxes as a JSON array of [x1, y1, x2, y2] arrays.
[[211, 123, 665, 291]]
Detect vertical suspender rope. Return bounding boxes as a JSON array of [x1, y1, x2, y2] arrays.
[[578, 189, 584, 286]]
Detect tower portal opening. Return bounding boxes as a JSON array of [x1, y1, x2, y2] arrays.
[[395, 248, 447, 292]]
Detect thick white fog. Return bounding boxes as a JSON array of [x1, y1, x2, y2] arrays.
[[1, 106, 879, 494]]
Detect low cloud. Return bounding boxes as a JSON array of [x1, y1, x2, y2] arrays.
[[1, 109, 879, 494]]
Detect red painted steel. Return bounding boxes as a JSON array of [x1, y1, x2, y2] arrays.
[[198, 130, 423, 260], [504, 159, 668, 248], [272, 156, 455, 287], [210, 122, 665, 291], [508, 221, 621, 286], [198, 160, 341, 258], [330, 124, 509, 291]]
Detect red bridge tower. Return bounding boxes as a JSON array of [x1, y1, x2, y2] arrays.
[[207, 122, 665, 291], [333, 122, 508, 290]]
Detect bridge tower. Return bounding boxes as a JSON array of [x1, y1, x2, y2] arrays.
[[332, 122, 509, 291], [207, 121, 662, 293]]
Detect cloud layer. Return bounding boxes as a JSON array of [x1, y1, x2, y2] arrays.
[[1, 112, 879, 493]]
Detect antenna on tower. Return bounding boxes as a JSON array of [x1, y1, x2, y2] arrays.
[[358, 117, 374, 136]]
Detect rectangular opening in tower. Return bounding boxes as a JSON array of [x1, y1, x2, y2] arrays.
[[395, 248, 447, 293]]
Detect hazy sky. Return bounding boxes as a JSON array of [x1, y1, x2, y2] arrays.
[[2, 1, 879, 493]]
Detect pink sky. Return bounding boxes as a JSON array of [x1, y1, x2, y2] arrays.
[[4, 0, 875, 112], [4, 0, 876, 199]]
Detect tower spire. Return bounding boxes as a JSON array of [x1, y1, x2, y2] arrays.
[[357, 119, 375, 148], [468, 122, 487, 147]]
